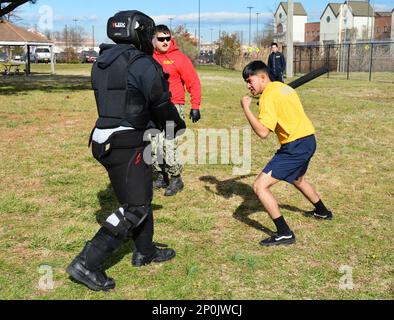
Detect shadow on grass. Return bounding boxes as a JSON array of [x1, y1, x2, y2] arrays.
[[94, 183, 163, 270], [199, 175, 305, 236], [94, 184, 163, 224], [0, 73, 91, 95]]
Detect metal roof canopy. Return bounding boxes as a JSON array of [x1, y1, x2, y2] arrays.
[[0, 19, 55, 75]]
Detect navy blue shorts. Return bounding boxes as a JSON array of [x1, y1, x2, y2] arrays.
[[263, 135, 317, 183]]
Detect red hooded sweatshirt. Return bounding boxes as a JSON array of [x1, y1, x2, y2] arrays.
[[153, 39, 201, 110]]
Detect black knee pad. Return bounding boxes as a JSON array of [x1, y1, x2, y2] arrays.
[[102, 205, 151, 238], [123, 204, 151, 229]]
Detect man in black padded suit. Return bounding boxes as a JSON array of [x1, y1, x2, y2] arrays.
[[66, 10, 186, 292]]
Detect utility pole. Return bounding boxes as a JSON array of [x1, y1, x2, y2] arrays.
[[247, 6, 254, 47], [286, 0, 294, 78]]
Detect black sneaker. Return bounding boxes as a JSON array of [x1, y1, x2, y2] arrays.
[[132, 246, 176, 267], [164, 175, 184, 196], [153, 173, 168, 189], [260, 231, 296, 247], [303, 210, 333, 220]]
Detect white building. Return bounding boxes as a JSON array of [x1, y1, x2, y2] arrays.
[[320, 1, 374, 44], [274, 2, 308, 43]]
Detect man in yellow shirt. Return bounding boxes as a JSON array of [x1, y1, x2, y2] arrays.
[[241, 61, 332, 247]]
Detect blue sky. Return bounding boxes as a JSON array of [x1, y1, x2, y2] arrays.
[[15, 0, 394, 44]]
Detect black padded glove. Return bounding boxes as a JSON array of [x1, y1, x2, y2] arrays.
[[189, 109, 201, 123]]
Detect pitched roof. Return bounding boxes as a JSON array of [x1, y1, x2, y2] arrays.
[[321, 1, 375, 20], [0, 19, 50, 43], [347, 1, 374, 17], [275, 2, 307, 17], [328, 3, 342, 17], [375, 12, 392, 17]]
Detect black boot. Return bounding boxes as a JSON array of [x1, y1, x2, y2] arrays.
[[66, 241, 115, 292], [153, 172, 169, 189], [164, 175, 184, 196], [132, 246, 176, 267]]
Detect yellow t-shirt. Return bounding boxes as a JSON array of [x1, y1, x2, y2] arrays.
[[258, 82, 315, 145]]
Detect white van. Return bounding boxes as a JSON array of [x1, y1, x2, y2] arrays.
[[34, 47, 51, 63]]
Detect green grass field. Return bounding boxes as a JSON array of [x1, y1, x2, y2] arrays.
[[0, 64, 393, 300]]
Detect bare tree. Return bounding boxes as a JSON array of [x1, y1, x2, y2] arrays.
[[0, 0, 37, 17], [2, 7, 22, 22]]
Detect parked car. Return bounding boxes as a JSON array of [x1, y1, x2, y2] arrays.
[[0, 52, 9, 62], [79, 50, 98, 63], [34, 47, 51, 63]]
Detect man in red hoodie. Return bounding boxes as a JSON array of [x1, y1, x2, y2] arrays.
[[152, 24, 202, 196]]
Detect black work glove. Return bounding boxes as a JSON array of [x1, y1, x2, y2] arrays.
[[189, 109, 201, 123]]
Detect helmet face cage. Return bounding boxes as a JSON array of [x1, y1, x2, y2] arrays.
[[133, 14, 155, 55], [107, 10, 155, 54]]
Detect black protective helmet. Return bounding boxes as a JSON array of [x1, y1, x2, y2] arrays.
[[107, 10, 155, 54]]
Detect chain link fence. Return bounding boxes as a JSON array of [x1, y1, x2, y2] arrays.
[[288, 41, 394, 82], [214, 42, 393, 83]]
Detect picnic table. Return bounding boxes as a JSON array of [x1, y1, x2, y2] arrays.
[[2, 60, 25, 75]]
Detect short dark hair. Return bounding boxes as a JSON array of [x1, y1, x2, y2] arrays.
[[242, 60, 270, 80], [155, 24, 171, 35], [271, 42, 278, 47]]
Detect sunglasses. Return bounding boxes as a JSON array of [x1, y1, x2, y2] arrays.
[[157, 36, 171, 42]]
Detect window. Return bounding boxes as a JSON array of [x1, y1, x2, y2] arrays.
[[35, 48, 50, 53], [377, 27, 381, 33], [279, 13, 283, 19], [326, 16, 331, 23], [384, 26, 388, 33]]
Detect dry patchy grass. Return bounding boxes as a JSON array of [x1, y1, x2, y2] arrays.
[[0, 65, 393, 300]]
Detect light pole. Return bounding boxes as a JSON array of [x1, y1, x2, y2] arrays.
[[247, 6, 254, 47], [256, 12, 260, 46], [198, 0, 201, 64], [92, 25, 95, 50], [72, 19, 79, 49], [286, 0, 294, 78]]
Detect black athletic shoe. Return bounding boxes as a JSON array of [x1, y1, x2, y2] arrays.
[[303, 210, 333, 220], [260, 231, 296, 247], [164, 176, 184, 196], [153, 173, 168, 189], [66, 257, 115, 292], [132, 246, 176, 267]]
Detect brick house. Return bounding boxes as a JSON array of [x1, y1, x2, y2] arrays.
[[305, 22, 320, 43], [374, 12, 392, 40]]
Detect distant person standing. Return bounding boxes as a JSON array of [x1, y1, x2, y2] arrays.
[[268, 42, 286, 83], [152, 24, 202, 197]]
